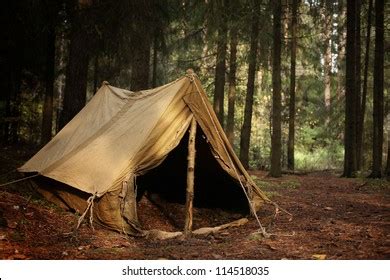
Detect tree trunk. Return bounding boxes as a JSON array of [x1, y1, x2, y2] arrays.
[[287, 0, 298, 171], [41, 25, 56, 144], [239, 0, 260, 169], [336, 0, 347, 100], [226, 26, 238, 145], [93, 54, 99, 95], [55, 32, 66, 133], [184, 118, 197, 236], [343, 0, 358, 177], [270, 0, 282, 177], [355, 0, 363, 170], [130, 1, 156, 91], [152, 33, 158, 88], [59, 3, 91, 129], [3, 65, 21, 143], [1, 2, 22, 143], [213, 0, 228, 126], [323, 2, 332, 113], [358, 0, 373, 171], [386, 114, 390, 177], [371, 0, 384, 178], [130, 25, 151, 91]]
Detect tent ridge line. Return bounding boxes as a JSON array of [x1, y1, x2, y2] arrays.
[[105, 84, 132, 100], [128, 77, 186, 101]]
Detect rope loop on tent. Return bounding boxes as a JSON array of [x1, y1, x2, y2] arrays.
[[89, 195, 96, 231], [76, 192, 97, 231], [189, 74, 270, 238]]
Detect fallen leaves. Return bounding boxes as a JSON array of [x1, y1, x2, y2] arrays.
[[0, 169, 389, 260]]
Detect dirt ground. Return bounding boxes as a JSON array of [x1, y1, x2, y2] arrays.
[[0, 145, 389, 260]]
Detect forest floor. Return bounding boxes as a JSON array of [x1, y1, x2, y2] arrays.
[[0, 144, 389, 260]]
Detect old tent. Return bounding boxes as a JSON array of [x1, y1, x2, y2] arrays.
[[19, 71, 269, 236]]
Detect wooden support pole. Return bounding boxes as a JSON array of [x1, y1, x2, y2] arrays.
[[184, 117, 197, 236]]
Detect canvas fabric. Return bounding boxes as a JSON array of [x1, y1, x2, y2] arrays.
[[19, 74, 268, 235]]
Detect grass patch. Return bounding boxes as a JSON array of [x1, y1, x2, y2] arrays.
[[253, 177, 301, 190], [262, 191, 280, 199], [356, 178, 390, 190], [279, 180, 301, 189], [251, 176, 277, 189], [247, 231, 265, 241], [253, 177, 300, 199]]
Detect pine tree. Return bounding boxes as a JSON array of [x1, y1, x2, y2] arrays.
[[270, 0, 282, 177], [371, 0, 384, 178], [239, 0, 261, 169]]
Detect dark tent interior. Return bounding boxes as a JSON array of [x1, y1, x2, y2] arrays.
[[136, 125, 249, 213]]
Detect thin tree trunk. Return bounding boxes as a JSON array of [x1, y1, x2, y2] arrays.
[[41, 25, 56, 144], [130, 26, 151, 91], [213, 0, 228, 126], [371, 0, 384, 178], [55, 32, 66, 133], [386, 136, 390, 177], [184, 117, 197, 236], [93, 54, 99, 94], [226, 26, 238, 145], [270, 0, 282, 177], [287, 0, 298, 170], [336, 0, 347, 99], [386, 109, 390, 177], [4, 66, 21, 143], [355, 0, 363, 170], [358, 0, 373, 170], [343, 0, 358, 177], [59, 2, 91, 129], [239, 0, 260, 169], [9, 70, 21, 143], [323, 2, 332, 113], [3, 2, 22, 143], [152, 32, 158, 88], [130, 1, 154, 91]]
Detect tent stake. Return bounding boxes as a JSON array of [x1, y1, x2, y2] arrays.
[[184, 117, 197, 236]]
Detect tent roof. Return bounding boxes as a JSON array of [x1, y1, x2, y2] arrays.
[[19, 73, 268, 203]]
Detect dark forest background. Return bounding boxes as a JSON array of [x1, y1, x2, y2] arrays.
[[0, 0, 388, 178]]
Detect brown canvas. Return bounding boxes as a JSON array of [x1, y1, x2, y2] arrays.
[[19, 72, 269, 235]]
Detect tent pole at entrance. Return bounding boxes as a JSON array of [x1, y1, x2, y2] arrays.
[[184, 117, 197, 236]]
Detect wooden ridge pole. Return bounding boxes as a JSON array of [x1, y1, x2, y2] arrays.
[[184, 117, 197, 236]]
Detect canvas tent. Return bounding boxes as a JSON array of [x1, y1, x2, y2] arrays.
[[19, 71, 269, 236]]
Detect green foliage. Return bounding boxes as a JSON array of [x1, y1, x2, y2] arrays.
[[18, 83, 44, 145], [2, 0, 388, 174], [295, 145, 344, 171]]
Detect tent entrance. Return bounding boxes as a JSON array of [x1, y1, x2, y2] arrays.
[[136, 125, 249, 213]]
